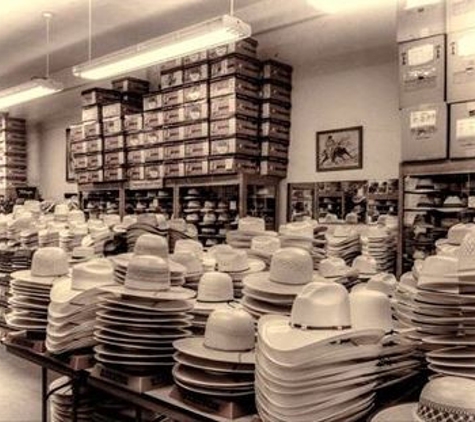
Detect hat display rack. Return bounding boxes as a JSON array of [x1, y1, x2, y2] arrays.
[[124, 188, 174, 217]]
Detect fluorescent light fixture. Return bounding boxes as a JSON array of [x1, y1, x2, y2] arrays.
[[73, 14, 251, 80], [307, 0, 388, 14], [0, 78, 63, 110]]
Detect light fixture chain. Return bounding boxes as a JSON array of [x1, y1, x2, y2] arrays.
[[88, 0, 93, 61], [45, 13, 51, 77]]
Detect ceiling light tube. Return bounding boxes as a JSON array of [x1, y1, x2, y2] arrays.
[[73, 14, 251, 80], [0, 78, 63, 110]]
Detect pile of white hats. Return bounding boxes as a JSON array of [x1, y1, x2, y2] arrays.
[[173, 308, 255, 399], [6, 248, 69, 333], [360, 226, 397, 273], [190, 272, 239, 334], [242, 248, 318, 319], [318, 256, 360, 289], [352, 255, 380, 281], [226, 217, 275, 249], [95, 255, 195, 375], [248, 235, 281, 267], [20, 229, 38, 249], [46, 259, 115, 354], [325, 226, 361, 265], [38, 228, 60, 248]]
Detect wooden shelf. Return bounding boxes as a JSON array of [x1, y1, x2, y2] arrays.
[[401, 159, 475, 177]]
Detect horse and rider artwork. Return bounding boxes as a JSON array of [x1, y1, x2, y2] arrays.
[[316, 126, 363, 172]]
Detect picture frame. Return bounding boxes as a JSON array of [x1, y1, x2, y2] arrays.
[[65, 128, 76, 182], [316, 126, 363, 172]]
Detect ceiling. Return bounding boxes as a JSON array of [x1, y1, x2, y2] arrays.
[[0, 0, 398, 121]]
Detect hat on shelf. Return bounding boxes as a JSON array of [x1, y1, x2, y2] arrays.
[[184, 200, 201, 212], [185, 213, 200, 223], [184, 189, 200, 200], [201, 201, 215, 212]]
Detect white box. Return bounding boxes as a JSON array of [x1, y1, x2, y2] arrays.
[[397, 0, 446, 42], [447, 29, 475, 103], [450, 101, 475, 158]]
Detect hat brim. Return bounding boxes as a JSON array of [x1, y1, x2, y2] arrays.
[[192, 300, 240, 312], [100, 285, 195, 301], [369, 403, 417, 422], [10, 270, 69, 286], [221, 259, 266, 277], [243, 272, 323, 296], [50, 278, 114, 304], [173, 337, 255, 364]]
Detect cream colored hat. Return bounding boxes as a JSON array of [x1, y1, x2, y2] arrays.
[[133, 233, 169, 258], [174, 239, 204, 259], [352, 255, 378, 276], [238, 217, 266, 233], [215, 249, 265, 275], [170, 251, 203, 277], [251, 236, 281, 256], [350, 287, 393, 332]]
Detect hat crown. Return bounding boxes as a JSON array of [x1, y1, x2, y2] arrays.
[[125, 255, 170, 291], [367, 272, 397, 296], [134, 234, 168, 258], [31, 247, 69, 277], [204, 309, 255, 351], [448, 223, 475, 245], [350, 287, 392, 331], [171, 251, 203, 274], [352, 255, 378, 274], [291, 282, 351, 328], [319, 257, 348, 278], [238, 217, 265, 232], [174, 239, 203, 259], [416, 377, 475, 422], [71, 258, 114, 290], [419, 255, 458, 279], [458, 231, 475, 272], [216, 249, 249, 272], [251, 236, 281, 254], [54, 204, 69, 216], [270, 247, 313, 285], [198, 272, 233, 302], [280, 221, 314, 239]]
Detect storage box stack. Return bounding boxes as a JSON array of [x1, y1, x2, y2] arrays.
[[0, 113, 27, 192], [209, 38, 261, 176], [259, 60, 292, 178]]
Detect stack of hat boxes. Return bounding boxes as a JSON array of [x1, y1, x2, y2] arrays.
[[399, 0, 475, 161], [0, 113, 27, 193]]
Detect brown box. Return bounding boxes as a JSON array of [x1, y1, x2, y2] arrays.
[[103, 102, 142, 119], [161, 69, 183, 90], [144, 147, 163, 163], [208, 38, 258, 60], [127, 149, 146, 165], [162, 89, 184, 108], [401, 102, 447, 161], [210, 117, 258, 138], [448, 0, 475, 33], [210, 137, 259, 156], [184, 64, 209, 84], [143, 110, 163, 129], [260, 120, 291, 142], [112, 77, 150, 94], [163, 162, 185, 178], [261, 102, 291, 123], [183, 122, 209, 140], [183, 82, 208, 103], [69, 124, 84, 142], [210, 95, 259, 120], [70, 141, 88, 155], [161, 58, 183, 72], [145, 164, 163, 179], [163, 143, 185, 160], [127, 165, 145, 181], [260, 159, 287, 178], [261, 82, 291, 105], [185, 159, 209, 176], [143, 92, 162, 111], [143, 129, 163, 146], [163, 126, 184, 143], [261, 140, 289, 160], [0, 155, 26, 168], [87, 153, 103, 170], [82, 105, 102, 122], [399, 35, 445, 108], [75, 171, 90, 184], [102, 117, 123, 136], [104, 134, 125, 151], [87, 138, 103, 154], [81, 88, 120, 107], [210, 76, 259, 99], [0, 115, 26, 133], [183, 51, 208, 67], [163, 101, 208, 125], [74, 154, 88, 170], [0, 143, 27, 156], [0, 131, 26, 144], [125, 133, 145, 149], [83, 121, 102, 138], [104, 167, 126, 181], [184, 140, 209, 158], [89, 170, 104, 183], [124, 113, 143, 133], [450, 101, 475, 158], [397, 0, 446, 42], [211, 56, 261, 80], [262, 60, 293, 84], [104, 151, 126, 167], [209, 156, 258, 175], [447, 29, 475, 104]]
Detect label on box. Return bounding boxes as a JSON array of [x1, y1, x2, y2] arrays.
[[104, 135, 125, 151], [124, 114, 143, 132], [127, 150, 146, 164], [143, 93, 162, 111], [163, 127, 183, 143], [83, 122, 102, 138], [183, 83, 208, 103], [185, 141, 209, 158], [144, 147, 163, 162], [104, 152, 125, 166], [162, 89, 184, 107], [456, 117, 475, 138], [161, 70, 183, 90], [126, 133, 144, 149], [145, 165, 163, 180], [183, 122, 209, 140], [410, 110, 437, 128], [71, 142, 88, 155], [164, 144, 185, 160], [184, 64, 208, 84], [103, 117, 122, 136], [408, 44, 435, 66], [144, 111, 163, 129], [143, 130, 162, 145]]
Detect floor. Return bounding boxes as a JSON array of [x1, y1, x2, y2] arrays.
[[0, 345, 42, 422]]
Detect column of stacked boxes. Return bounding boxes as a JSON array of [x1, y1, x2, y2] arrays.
[[0, 114, 27, 191], [259, 60, 292, 178]]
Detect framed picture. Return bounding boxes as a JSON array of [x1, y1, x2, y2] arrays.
[[316, 126, 363, 172], [65, 128, 76, 182]]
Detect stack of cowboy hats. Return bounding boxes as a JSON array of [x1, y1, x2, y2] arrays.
[[95, 255, 195, 375], [226, 217, 275, 249], [326, 226, 361, 265], [38, 228, 60, 248], [46, 259, 115, 354], [125, 214, 168, 252], [54, 204, 70, 222], [248, 235, 281, 267], [19, 229, 38, 249], [242, 248, 317, 318], [49, 376, 94, 422], [360, 226, 397, 273], [6, 247, 69, 334], [11, 249, 34, 273], [352, 255, 379, 281], [173, 308, 255, 400], [169, 251, 203, 290], [190, 272, 240, 334], [318, 256, 360, 289], [214, 247, 265, 299]]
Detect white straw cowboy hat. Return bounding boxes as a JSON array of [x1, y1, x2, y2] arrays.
[[174, 308, 255, 364], [319, 257, 358, 279], [250, 236, 281, 259], [243, 248, 320, 296], [101, 255, 195, 301], [193, 272, 238, 312], [170, 251, 203, 278], [174, 239, 204, 259], [349, 286, 393, 332], [215, 248, 265, 276], [11, 247, 70, 285], [371, 376, 475, 422]]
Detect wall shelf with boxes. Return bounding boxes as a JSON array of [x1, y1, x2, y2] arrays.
[[77, 181, 125, 219], [398, 159, 475, 275], [287, 179, 399, 223]]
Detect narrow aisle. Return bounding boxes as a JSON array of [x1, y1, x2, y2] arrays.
[[0, 346, 42, 422]]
